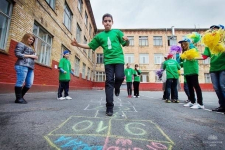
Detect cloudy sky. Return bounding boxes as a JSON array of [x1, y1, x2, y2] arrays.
[[90, 0, 224, 29]]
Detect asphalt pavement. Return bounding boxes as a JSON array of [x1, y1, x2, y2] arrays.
[[0, 90, 224, 150]]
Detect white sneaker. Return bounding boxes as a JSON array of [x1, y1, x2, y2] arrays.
[[191, 104, 204, 109], [133, 96, 136, 98], [65, 96, 72, 100], [57, 97, 65, 100], [138, 96, 140, 98], [184, 102, 194, 107]]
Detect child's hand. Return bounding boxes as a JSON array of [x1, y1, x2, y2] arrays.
[[122, 36, 128, 41], [64, 71, 67, 74], [71, 38, 79, 46]]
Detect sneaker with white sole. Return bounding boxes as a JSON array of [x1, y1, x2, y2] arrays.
[[184, 102, 194, 107], [190, 104, 204, 109], [57, 97, 65, 100], [65, 96, 72, 100]]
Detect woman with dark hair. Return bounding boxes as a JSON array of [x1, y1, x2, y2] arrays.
[[133, 64, 141, 98], [14, 33, 38, 104]]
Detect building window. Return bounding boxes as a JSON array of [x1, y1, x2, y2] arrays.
[[89, 24, 92, 36], [82, 63, 86, 79], [87, 67, 90, 80], [88, 49, 92, 60], [203, 57, 210, 64], [95, 71, 106, 82], [204, 73, 211, 83], [33, 23, 52, 66], [78, 0, 83, 14], [139, 36, 148, 46], [153, 36, 163, 46], [91, 71, 94, 81], [154, 53, 163, 64], [74, 56, 80, 77], [85, 11, 88, 26], [0, 0, 12, 50], [64, 3, 72, 31], [76, 23, 82, 43], [140, 72, 149, 82], [168, 36, 177, 46], [46, 0, 55, 9], [61, 45, 70, 59], [127, 36, 134, 46], [97, 53, 104, 64], [125, 53, 134, 64], [139, 54, 149, 64], [83, 36, 87, 54]]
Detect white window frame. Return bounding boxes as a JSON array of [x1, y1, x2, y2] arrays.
[[64, 3, 72, 31], [46, 0, 55, 9], [78, 0, 83, 13], [139, 36, 148, 46], [153, 36, 163, 46], [95, 71, 106, 82], [139, 54, 149, 64], [33, 23, 52, 66], [0, 0, 12, 50], [76, 23, 82, 43], [154, 53, 163, 64], [82, 63, 86, 79], [74, 56, 80, 77], [204, 73, 211, 83], [125, 53, 134, 64], [97, 53, 104, 64], [127, 36, 134, 46], [87, 67, 90, 80], [168, 36, 177, 46]]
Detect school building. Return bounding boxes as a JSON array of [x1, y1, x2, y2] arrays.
[[0, 0, 213, 93]]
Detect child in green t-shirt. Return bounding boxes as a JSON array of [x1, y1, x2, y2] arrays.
[[133, 64, 141, 98], [57, 50, 75, 100], [124, 63, 134, 98], [71, 13, 129, 116]]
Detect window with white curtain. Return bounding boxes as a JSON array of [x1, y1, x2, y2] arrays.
[[139, 36, 148, 46], [74, 56, 80, 77], [76, 23, 82, 42], [125, 53, 134, 64], [95, 71, 106, 82], [64, 3, 72, 31], [85, 11, 88, 26], [0, 0, 12, 50], [82, 63, 86, 79], [168, 36, 177, 46], [97, 53, 104, 64], [153, 36, 163, 46], [127, 36, 134, 46], [139, 54, 149, 64], [87, 67, 90, 80], [46, 0, 55, 9], [33, 23, 52, 66], [78, 0, 83, 13], [154, 53, 163, 64], [204, 73, 211, 83]]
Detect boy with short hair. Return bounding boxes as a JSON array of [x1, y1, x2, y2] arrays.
[[124, 63, 134, 98], [57, 50, 74, 100], [71, 13, 129, 116]]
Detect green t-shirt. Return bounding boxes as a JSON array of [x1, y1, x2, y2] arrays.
[[163, 59, 180, 79], [124, 68, 134, 82], [58, 58, 71, 81], [133, 69, 141, 82], [203, 47, 225, 72], [181, 59, 199, 75], [88, 29, 127, 65]]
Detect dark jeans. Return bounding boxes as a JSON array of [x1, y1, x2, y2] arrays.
[[165, 78, 178, 99], [210, 71, 225, 107], [133, 81, 140, 96], [184, 82, 190, 100], [58, 81, 69, 98], [126, 82, 132, 96], [105, 64, 124, 110], [185, 74, 203, 105]]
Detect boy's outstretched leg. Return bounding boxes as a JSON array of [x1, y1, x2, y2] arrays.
[[114, 64, 125, 97]]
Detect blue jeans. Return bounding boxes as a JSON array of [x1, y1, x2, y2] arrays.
[[15, 65, 34, 88], [210, 71, 225, 107], [104, 64, 124, 110], [165, 78, 178, 99]]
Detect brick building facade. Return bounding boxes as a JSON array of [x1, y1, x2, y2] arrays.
[[0, 0, 213, 93]]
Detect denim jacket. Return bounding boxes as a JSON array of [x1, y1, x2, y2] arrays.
[[15, 42, 35, 69]]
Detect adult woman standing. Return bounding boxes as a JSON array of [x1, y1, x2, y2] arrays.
[[14, 33, 38, 104]]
